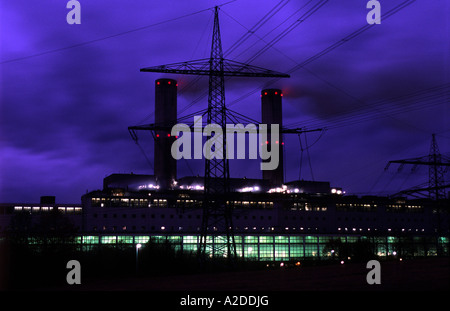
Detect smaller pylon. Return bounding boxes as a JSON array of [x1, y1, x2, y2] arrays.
[[385, 134, 450, 200]]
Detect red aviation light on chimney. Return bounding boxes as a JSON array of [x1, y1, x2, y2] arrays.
[[157, 81, 160, 85], [167, 133, 171, 137], [156, 134, 160, 137], [168, 81, 171, 85]]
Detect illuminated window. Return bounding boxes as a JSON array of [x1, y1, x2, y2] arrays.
[[305, 236, 317, 244], [275, 244, 289, 261], [290, 245, 303, 259], [304, 244, 318, 257], [259, 245, 273, 261], [82, 236, 99, 244], [118, 236, 133, 244], [101, 236, 117, 244], [259, 236, 273, 244], [244, 244, 258, 258], [245, 236, 258, 243], [289, 236, 303, 243], [275, 236, 289, 243]]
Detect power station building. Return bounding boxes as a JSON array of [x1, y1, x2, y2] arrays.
[[1, 78, 449, 260]]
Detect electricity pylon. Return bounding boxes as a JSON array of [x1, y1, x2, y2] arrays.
[[133, 6, 289, 261]]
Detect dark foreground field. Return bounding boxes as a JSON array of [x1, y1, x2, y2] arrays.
[[63, 257, 449, 291]]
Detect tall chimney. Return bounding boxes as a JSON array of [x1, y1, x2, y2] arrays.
[[261, 89, 283, 186], [154, 78, 177, 189]]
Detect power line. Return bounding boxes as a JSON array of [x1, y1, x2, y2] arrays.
[[285, 84, 450, 130], [1, 1, 240, 65], [178, 0, 325, 116], [177, 0, 296, 116], [223, 0, 291, 57], [227, 0, 417, 108]]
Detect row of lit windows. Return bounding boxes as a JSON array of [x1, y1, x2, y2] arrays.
[[336, 203, 377, 212], [71, 234, 449, 259], [291, 203, 327, 211], [337, 203, 377, 208], [91, 211, 426, 225], [89, 197, 428, 213], [91, 197, 149, 207], [74, 234, 446, 245], [91, 198, 275, 209], [13, 206, 82, 213]]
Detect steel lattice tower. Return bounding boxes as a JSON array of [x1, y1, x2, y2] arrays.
[[131, 6, 289, 261], [385, 134, 450, 200]]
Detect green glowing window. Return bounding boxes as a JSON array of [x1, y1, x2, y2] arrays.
[[290, 245, 303, 258], [275, 236, 289, 243], [274, 244, 289, 260], [259, 236, 274, 244], [244, 244, 258, 258], [305, 236, 317, 244], [135, 236, 150, 244], [259, 244, 273, 254], [183, 236, 198, 244], [202, 236, 213, 243], [117, 236, 133, 244], [387, 236, 398, 244], [304, 244, 318, 257], [259, 247, 273, 261], [289, 236, 302, 243], [82, 236, 99, 244], [319, 236, 331, 243], [214, 236, 228, 244], [245, 236, 258, 243], [101, 236, 117, 244]]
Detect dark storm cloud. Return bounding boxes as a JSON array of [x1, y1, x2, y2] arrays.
[[1, 0, 449, 202]]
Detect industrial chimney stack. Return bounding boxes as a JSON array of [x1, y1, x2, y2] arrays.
[[154, 78, 177, 189], [261, 89, 284, 186]]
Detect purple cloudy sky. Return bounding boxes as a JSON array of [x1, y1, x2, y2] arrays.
[[1, 0, 449, 203]]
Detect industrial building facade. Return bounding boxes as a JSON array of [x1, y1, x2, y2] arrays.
[[1, 78, 448, 260], [1, 173, 449, 260]]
